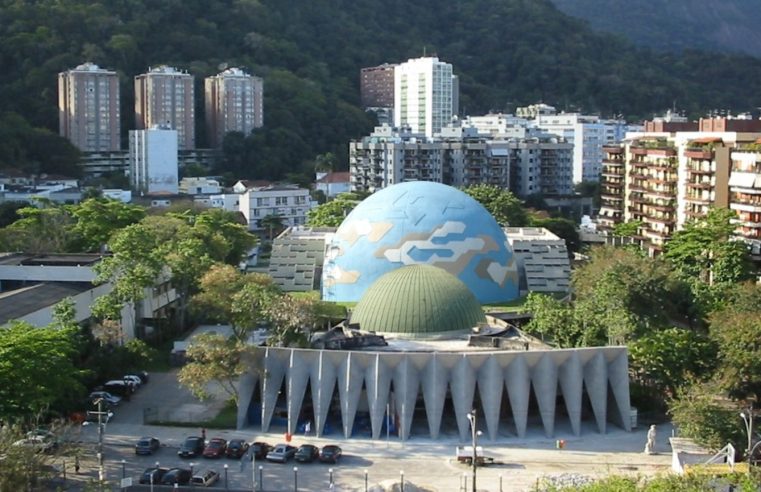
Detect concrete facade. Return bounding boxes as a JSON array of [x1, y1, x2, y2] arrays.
[[237, 346, 632, 441], [204, 67, 264, 148], [134, 66, 195, 150], [129, 126, 179, 195]]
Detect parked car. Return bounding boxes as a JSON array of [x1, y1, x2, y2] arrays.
[[202, 438, 227, 458], [265, 444, 297, 463], [160, 468, 192, 486], [191, 469, 220, 487], [135, 437, 160, 455], [137, 370, 149, 383], [294, 444, 320, 463], [226, 439, 249, 459], [319, 445, 342, 463], [178, 436, 205, 458], [122, 375, 142, 390], [88, 391, 121, 406], [139, 467, 168, 484], [103, 380, 133, 399], [12, 436, 58, 454], [251, 441, 271, 460]]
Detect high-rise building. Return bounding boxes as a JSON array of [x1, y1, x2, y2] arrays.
[[58, 63, 121, 152], [360, 63, 396, 109], [134, 66, 195, 150], [129, 125, 179, 195], [394, 57, 457, 138], [204, 67, 263, 148], [598, 116, 761, 257]]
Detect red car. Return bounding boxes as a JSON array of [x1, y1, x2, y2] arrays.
[[202, 438, 227, 459]]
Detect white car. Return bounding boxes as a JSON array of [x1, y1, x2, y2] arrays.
[[89, 391, 121, 406], [123, 375, 142, 389], [12, 436, 57, 454]]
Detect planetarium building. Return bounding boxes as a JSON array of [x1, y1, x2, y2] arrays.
[[236, 182, 631, 441]]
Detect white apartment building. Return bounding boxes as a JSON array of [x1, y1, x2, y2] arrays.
[[58, 63, 121, 152], [129, 126, 179, 195], [178, 177, 222, 195], [134, 66, 195, 150], [349, 124, 573, 198], [394, 57, 456, 138], [205, 67, 264, 148], [238, 185, 312, 231]]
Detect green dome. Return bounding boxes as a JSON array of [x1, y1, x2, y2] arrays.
[[349, 264, 486, 339]]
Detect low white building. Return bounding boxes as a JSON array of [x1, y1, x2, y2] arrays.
[[179, 176, 222, 195], [238, 185, 312, 231], [0, 253, 177, 341], [315, 172, 351, 198], [129, 125, 179, 195]]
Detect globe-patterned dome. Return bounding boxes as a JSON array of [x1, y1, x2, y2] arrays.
[[349, 264, 487, 339], [321, 181, 519, 303]]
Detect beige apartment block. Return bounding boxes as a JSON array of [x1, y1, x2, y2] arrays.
[[204, 67, 263, 148], [134, 66, 195, 150]]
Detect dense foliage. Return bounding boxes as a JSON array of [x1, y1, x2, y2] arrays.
[[2, 0, 761, 179]]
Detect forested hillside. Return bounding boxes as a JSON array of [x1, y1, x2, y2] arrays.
[[2, 0, 761, 180], [551, 0, 761, 58]]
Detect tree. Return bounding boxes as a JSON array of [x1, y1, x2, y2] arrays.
[[177, 333, 249, 405], [192, 208, 257, 265], [0, 200, 74, 253], [524, 292, 580, 347], [709, 282, 761, 402], [530, 217, 581, 253], [665, 208, 752, 286], [669, 382, 745, 451], [193, 264, 279, 340], [629, 327, 717, 399], [0, 323, 84, 420], [260, 214, 284, 240], [462, 184, 529, 227], [265, 294, 318, 347], [306, 194, 359, 227], [68, 198, 146, 252], [612, 220, 642, 238]]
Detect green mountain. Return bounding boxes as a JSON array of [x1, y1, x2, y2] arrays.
[[2, 0, 761, 180], [551, 0, 761, 58]]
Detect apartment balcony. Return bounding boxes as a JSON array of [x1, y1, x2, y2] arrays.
[[684, 148, 713, 160], [644, 201, 675, 212], [629, 194, 647, 205], [731, 202, 761, 213], [603, 181, 624, 189], [603, 145, 624, 154], [732, 217, 761, 228], [649, 176, 678, 185], [645, 189, 677, 200], [686, 195, 712, 205], [630, 147, 648, 156], [687, 166, 715, 175], [686, 181, 714, 190], [601, 193, 623, 202]]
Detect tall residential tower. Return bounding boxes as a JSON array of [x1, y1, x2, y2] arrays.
[[204, 67, 263, 148], [394, 57, 457, 138], [134, 66, 195, 150], [58, 63, 121, 152]]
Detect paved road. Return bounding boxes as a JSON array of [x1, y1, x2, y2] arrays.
[[57, 370, 674, 491]]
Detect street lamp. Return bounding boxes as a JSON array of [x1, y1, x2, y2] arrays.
[[741, 404, 754, 473], [400, 470, 404, 492], [466, 410, 482, 492], [224, 464, 229, 490], [293, 466, 299, 492], [259, 465, 264, 492], [189, 462, 194, 487], [364, 469, 368, 492], [329, 467, 333, 487], [121, 459, 126, 479]]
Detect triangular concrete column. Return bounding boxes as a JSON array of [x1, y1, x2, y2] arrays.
[[287, 350, 314, 435], [478, 355, 503, 441], [532, 354, 558, 438], [394, 355, 421, 441], [236, 369, 259, 430], [505, 355, 530, 438], [337, 352, 367, 438], [366, 353, 394, 439], [451, 355, 479, 441], [261, 348, 289, 432], [310, 351, 338, 437], [421, 353, 449, 439], [608, 350, 632, 431], [583, 351, 608, 434], [558, 352, 583, 436]]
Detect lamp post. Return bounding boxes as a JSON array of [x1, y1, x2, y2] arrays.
[[466, 410, 481, 492], [740, 403, 754, 473], [259, 465, 264, 492], [364, 469, 368, 492], [329, 468, 333, 487], [121, 459, 126, 479], [90, 397, 108, 488], [293, 466, 298, 492], [189, 462, 194, 487], [252, 452, 256, 492], [224, 464, 229, 490], [400, 470, 404, 492]]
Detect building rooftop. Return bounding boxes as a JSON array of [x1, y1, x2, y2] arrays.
[[0, 253, 104, 267], [0, 282, 93, 325]]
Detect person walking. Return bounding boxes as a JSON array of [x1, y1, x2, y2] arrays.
[[74, 455, 80, 474], [304, 420, 311, 436]]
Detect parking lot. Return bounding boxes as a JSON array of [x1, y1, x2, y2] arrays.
[[61, 369, 673, 491]]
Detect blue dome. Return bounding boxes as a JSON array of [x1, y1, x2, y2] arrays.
[[321, 182, 519, 303]]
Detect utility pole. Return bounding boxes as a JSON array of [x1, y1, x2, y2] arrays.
[[467, 410, 479, 492], [90, 398, 108, 488]]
